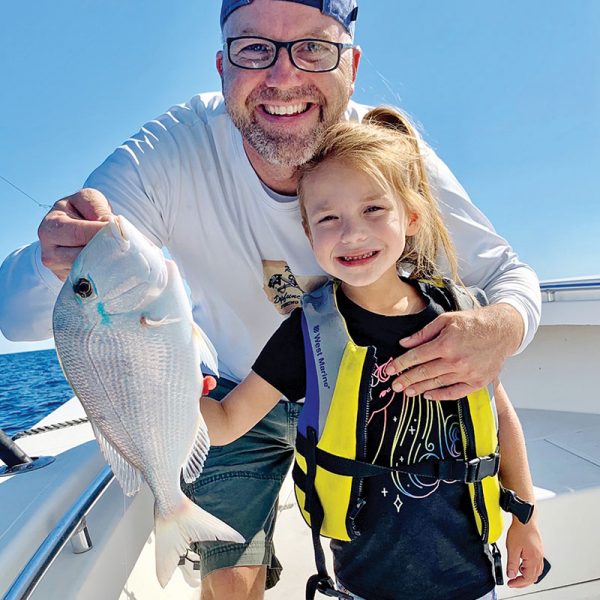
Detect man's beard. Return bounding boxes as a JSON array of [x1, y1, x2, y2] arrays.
[[238, 119, 326, 167], [225, 84, 350, 168]]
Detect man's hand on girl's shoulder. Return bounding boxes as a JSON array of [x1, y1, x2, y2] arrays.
[[385, 304, 524, 400]]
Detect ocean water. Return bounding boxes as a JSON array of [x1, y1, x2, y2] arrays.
[[0, 349, 73, 437]]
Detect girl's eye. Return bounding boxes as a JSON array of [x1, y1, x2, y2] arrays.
[[365, 205, 384, 213], [317, 215, 337, 224]]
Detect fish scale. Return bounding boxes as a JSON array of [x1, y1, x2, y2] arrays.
[[53, 215, 244, 587]]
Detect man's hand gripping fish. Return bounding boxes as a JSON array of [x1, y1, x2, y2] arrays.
[[52, 215, 244, 587]]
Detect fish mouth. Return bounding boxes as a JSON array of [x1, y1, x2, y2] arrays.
[[107, 215, 130, 249], [113, 215, 126, 240], [110, 215, 158, 250], [102, 215, 133, 253]]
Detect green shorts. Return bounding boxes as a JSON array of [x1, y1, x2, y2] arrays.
[[181, 378, 301, 589]]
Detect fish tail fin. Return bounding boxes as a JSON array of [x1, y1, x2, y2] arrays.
[[154, 496, 245, 588]]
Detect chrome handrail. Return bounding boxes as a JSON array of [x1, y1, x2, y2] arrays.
[[2, 466, 114, 600], [541, 281, 600, 292]]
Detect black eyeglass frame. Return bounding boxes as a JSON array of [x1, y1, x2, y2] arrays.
[[225, 36, 354, 73]]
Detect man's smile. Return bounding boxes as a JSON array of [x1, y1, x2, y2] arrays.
[[262, 102, 311, 115], [256, 102, 319, 123]]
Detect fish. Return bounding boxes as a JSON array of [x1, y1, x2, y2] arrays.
[[52, 215, 244, 587]]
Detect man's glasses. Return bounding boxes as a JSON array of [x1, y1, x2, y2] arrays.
[[226, 36, 354, 73]]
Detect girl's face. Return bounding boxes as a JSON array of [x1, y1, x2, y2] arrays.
[[302, 159, 419, 289]]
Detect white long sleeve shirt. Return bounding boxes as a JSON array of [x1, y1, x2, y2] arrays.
[[0, 93, 540, 382]]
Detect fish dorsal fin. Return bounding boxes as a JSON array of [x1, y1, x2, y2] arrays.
[[91, 422, 143, 496], [182, 418, 211, 484], [192, 322, 219, 376]]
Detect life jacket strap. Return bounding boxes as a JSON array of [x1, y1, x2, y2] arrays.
[[489, 542, 504, 585], [295, 434, 500, 483], [306, 575, 353, 599], [304, 427, 354, 600], [499, 487, 535, 524]]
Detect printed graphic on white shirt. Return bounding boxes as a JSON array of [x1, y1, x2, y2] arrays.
[[262, 260, 326, 315]]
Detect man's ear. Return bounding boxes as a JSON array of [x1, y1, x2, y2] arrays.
[[216, 50, 224, 79], [349, 45, 361, 95]]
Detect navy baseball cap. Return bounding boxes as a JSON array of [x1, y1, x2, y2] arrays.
[[220, 0, 358, 35]]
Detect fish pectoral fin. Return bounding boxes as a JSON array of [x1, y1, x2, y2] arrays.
[[192, 322, 219, 376], [140, 315, 181, 328], [182, 418, 210, 484], [91, 422, 143, 497]]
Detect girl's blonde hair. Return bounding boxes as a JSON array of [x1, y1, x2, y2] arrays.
[[297, 106, 459, 281]]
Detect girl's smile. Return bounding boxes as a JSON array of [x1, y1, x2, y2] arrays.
[[336, 250, 380, 265]]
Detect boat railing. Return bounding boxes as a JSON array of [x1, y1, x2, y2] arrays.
[[541, 280, 600, 291], [2, 466, 114, 600], [540, 279, 600, 303]]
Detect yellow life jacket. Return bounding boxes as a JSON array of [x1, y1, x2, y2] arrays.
[[292, 278, 533, 600]]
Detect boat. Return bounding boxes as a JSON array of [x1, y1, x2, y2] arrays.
[[1, 277, 599, 600]]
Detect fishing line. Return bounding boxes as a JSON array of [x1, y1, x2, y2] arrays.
[[0, 173, 52, 209]]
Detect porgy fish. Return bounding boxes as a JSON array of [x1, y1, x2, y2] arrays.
[[52, 215, 244, 587]]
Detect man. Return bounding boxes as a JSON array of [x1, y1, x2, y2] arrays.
[[0, 1, 541, 598]]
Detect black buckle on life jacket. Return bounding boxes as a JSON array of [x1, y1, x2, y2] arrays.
[[464, 453, 500, 483], [316, 576, 353, 599], [490, 542, 504, 586], [500, 487, 534, 524]]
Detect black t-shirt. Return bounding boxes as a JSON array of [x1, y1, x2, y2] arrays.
[[253, 279, 495, 600]]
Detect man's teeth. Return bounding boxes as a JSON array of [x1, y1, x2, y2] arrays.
[[263, 103, 308, 116], [342, 251, 375, 261]]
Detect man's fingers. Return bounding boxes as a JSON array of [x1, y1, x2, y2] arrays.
[[384, 306, 516, 406], [67, 188, 113, 221], [387, 353, 475, 400], [40, 210, 108, 248], [386, 340, 443, 377], [398, 314, 446, 349], [389, 361, 453, 394], [40, 246, 85, 281], [422, 383, 476, 401], [36, 189, 114, 281]]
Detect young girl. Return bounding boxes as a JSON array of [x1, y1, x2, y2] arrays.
[[200, 107, 545, 600]]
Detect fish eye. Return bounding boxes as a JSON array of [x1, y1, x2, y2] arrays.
[[73, 277, 94, 299]]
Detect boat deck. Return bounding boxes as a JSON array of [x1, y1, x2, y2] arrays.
[[4, 399, 597, 599]]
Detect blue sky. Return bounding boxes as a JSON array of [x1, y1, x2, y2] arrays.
[[1, 0, 598, 354]]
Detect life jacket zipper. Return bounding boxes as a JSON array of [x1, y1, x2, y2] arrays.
[[351, 347, 376, 537], [458, 398, 489, 542]]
